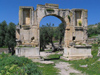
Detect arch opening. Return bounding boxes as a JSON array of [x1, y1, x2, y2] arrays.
[[39, 14, 66, 27], [39, 15, 66, 52]]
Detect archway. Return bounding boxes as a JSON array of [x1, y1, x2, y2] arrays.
[[16, 3, 92, 60]]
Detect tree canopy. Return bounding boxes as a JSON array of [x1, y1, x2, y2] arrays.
[[88, 22, 100, 37], [40, 23, 65, 51], [0, 21, 16, 54]]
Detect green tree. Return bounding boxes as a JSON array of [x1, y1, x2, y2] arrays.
[[40, 23, 57, 51], [88, 27, 98, 37], [40, 25, 50, 51], [5, 22, 16, 54], [46, 23, 56, 51], [97, 22, 100, 34], [54, 28, 59, 40], [54, 23, 65, 45], [0, 21, 7, 47], [58, 23, 65, 45]]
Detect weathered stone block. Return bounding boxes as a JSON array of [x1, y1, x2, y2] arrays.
[[62, 45, 92, 60], [15, 47, 40, 57]]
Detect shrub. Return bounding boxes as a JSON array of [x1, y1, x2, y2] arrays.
[[0, 53, 42, 75], [91, 44, 98, 57]]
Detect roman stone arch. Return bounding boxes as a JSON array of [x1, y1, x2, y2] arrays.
[[16, 3, 92, 60], [38, 14, 67, 45]]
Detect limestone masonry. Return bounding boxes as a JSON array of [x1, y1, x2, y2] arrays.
[[16, 3, 92, 60]]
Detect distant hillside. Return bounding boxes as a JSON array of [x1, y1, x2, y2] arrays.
[[88, 24, 98, 28], [87, 22, 100, 37]]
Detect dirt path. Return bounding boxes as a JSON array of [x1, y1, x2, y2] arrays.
[[55, 62, 85, 75], [40, 51, 85, 75]]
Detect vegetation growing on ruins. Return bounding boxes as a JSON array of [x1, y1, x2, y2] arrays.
[[46, 8, 54, 12], [68, 15, 71, 22], [78, 20, 82, 26]]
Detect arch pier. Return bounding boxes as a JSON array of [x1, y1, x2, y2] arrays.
[[16, 3, 92, 60]]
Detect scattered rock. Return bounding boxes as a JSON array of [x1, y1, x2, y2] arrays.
[[39, 61, 54, 64], [97, 47, 100, 56], [79, 64, 88, 68], [97, 58, 100, 61]]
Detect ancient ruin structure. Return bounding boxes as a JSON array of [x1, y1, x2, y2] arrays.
[[16, 3, 92, 60]]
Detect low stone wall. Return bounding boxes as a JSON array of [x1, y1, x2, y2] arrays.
[[61, 45, 92, 60], [0, 48, 8, 54]]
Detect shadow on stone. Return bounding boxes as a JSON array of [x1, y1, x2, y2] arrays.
[[44, 58, 60, 61]]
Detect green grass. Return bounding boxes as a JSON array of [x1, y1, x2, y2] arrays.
[[47, 54, 62, 59], [35, 62, 59, 75], [68, 57, 100, 75], [70, 73, 81, 75], [0, 46, 8, 48], [88, 34, 98, 38], [46, 54, 63, 63], [91, 44, 98, 57], [17, 45, 35, 48], [44, 49, 52, 52], [53, 40, 59, 43]]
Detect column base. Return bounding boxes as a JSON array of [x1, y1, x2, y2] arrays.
[[60, 55, 93, 61], [62, 45, 93, 60], [15, 47, 43, 61]]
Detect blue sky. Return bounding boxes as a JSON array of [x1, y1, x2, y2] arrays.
[[0, 0, 100, 26]]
